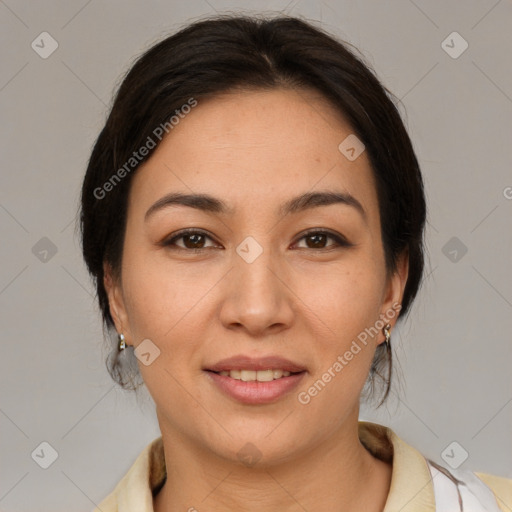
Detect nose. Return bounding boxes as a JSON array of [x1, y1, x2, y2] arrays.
[[219, 241, 295, 337]]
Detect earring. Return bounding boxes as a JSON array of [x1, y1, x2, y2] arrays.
[[383, 324, 391, 348], [118, 333, 126, 351]]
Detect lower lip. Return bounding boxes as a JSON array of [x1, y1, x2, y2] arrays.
[[205, 371, 306, 405]]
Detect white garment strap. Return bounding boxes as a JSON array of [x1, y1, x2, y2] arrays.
[[426, 459, 502, 511]]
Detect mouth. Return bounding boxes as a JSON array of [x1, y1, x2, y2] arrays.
[[205, 369, 306, 404], [203, 355, 307, 404], [206, 368, 304, 381], [205, 354, 307, 374]]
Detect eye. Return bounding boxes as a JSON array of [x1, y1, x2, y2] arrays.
[[293, 229, 352, 250], [162, 229, 219, 251], [161, 228, 352, 252]]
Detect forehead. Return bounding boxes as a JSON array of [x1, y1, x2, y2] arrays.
[[129, 88, 379, 221]]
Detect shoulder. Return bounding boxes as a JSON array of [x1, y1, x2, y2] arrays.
[[359, 421, 436, 511], [475, 471, 512, 512], [93, 436, 165, 512], [358, 421, 511, 512], [94, 491, 117, 512]]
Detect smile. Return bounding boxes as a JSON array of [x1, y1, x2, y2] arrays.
[[205, 369, 306, 404], [215, 369, 294, 381]]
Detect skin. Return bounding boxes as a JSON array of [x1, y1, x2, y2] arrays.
[[104, 87, 408, 512]]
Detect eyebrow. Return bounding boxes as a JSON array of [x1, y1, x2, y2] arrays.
[[144, 190, 366, 221]]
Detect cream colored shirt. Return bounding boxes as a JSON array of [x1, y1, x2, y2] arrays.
[[94, 421, 511, 512]]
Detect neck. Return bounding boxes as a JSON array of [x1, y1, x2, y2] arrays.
[[153, 416, 392, 512]]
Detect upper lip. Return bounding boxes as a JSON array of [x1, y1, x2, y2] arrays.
[[205, 355, 307, 373]]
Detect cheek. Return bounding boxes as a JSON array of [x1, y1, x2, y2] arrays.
[[295, 257, 385, 338], [293, 261, 385, 399], [294, 290, 381, 428], [119, 256, 211, 402], [120, 240, 211, 339]]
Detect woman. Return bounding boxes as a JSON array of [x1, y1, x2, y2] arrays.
[[80, 14, 511, 512]]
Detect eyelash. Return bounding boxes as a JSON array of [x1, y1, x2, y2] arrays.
[[161, 228, 352, 252]]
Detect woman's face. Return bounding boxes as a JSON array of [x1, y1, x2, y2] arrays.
[[105, 88, 407, 465]]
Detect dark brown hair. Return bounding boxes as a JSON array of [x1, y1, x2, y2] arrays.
[[80, 14, 426, 405]]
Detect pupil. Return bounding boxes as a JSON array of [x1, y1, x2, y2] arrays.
[[186, 234, 203, 248], [309, 234, 325, 248]]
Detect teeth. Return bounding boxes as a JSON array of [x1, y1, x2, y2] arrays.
[[217, 369, 294, 381], [255, 370, 273, 382], [240, 370, 256, 382]]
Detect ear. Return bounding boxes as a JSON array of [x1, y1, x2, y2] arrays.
[[380, 249, 409, 330], [103, 261, 130, 343]]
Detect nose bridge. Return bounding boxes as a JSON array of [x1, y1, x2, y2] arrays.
[[234, 239, 280, 299], [234, 234, 281, 302], [220, 233, 293, 333]]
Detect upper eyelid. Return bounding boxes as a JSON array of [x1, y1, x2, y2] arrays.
[[164, 228, 349, 248], [164, 229, 218, 246]]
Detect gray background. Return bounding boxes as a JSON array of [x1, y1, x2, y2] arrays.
[[1, 0, 511, 510]]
